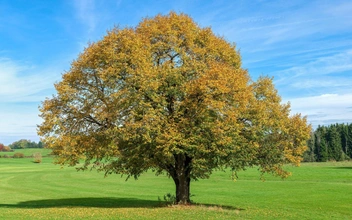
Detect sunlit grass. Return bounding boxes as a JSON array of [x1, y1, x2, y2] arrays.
[[0, 148, 51, 157], [0, 156, 351, 219]]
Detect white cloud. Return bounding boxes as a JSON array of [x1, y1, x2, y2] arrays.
[[0, 107, 41, 145], [289, 93, 347, 109], [287, 93, 352, 128], [290, 77, 352, 90], [279, 50, 352, 77], [0, 58, 59, 102], [320, 94, 338, 98], [0, 58, 60, 144]]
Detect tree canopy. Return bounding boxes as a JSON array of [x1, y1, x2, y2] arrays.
[[38, 12, 311, 204]]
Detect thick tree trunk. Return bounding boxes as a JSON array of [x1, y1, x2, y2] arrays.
[[169, 153, 192, 204], [174, 175, 191, 204]]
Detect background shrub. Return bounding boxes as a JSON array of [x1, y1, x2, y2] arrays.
[[13, 152, 25, 158], [3, 146, 12, 152], [32, 152, 42, 163]]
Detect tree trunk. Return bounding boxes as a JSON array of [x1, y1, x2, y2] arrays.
[[169, 153, 192, 204], [174, 175, 191, 204]]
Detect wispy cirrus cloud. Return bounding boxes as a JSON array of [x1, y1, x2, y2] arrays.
[[0, 58, 59, 102], [209, 1, 352, 56], [290, 77, 352, 90], [276, 50, 352, 79], [275, 49, 352, 114], [221, 1, 352, 129], [0, 57, 60, 145], [73, 0, 97, 33]]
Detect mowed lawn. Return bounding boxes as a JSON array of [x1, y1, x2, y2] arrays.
[[0, 148, 52, 157], [0, 150, 351, 219]]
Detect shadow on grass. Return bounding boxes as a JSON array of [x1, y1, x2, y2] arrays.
[[194, 203, 244, 211], [0, 197, 161, 209], [0, 197, 243, 211], [331, 167, 352, 170]]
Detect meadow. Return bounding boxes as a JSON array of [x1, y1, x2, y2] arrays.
[[0, 148, 52, 157], [0, 149, 351, 219]]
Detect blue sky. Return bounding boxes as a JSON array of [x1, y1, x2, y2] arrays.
[[1, 0, 352, 145]]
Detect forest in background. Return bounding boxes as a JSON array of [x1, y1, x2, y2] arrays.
[[304, 123, 352, 162]]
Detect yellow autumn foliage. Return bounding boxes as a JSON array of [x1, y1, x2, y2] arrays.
[[38, 12, 311, 203]]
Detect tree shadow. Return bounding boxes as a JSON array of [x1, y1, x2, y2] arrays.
[[0, 197, 161, 209], [0, 197, 244, 211], [194, 203, 245, 211], [331, 167, 352, 170]]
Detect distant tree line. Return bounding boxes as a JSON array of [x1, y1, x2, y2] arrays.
[[9, 139, 44, 149], [304, 123, 352, 162], [0, 139, 44, 151]]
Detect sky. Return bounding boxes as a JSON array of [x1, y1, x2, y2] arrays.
[[1, 0, 352, 145]]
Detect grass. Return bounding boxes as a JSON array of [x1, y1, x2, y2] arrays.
[[0, 156, 351, 219], [0, 148, 51, 157]]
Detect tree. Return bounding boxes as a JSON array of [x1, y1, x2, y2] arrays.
[[314, 126, 328, 162], [303, 131, 315, 162], [9, 139, 27, 149], [37, 141, 44, 148], [326, 125, 343, 161], [38, 12, 311, 204], [347, 124, 352, 158], [9, 139, 38, 149], [0, 143, 11, 152]]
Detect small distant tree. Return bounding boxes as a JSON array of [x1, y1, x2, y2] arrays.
[[0, 143, 5, 151], [38, 12, 311, 204]]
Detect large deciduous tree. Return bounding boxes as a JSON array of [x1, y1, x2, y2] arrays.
[[38, 12, 311, 204]]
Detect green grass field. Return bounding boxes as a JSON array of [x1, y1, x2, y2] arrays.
[[0, 154, 351, 219], [0, 148, 52, 157]]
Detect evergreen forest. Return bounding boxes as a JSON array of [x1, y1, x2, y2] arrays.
[[304, 123, 352, 162]]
